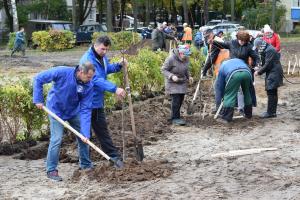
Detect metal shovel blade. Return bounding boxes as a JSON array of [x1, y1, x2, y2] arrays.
[[187, 103, 195, 115], [134, 142, 144, 161]]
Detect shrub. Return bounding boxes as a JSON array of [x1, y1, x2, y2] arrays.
[[0, 78, 48, 143], [92, 31, 141, 50], [7, 32, 16, 50], [32, 30, 75, 51], [104, 49, 168, 109]]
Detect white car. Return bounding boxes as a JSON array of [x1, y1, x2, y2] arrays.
[[212, 23, 240, 35], [200, 19, 228, 30]]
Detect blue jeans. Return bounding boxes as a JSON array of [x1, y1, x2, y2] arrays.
[[46, 115, 92, 172]]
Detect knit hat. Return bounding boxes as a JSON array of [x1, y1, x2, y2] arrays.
[[178, 45, 191, 56], [263, 24, 273, 33], [252, 38, 263, 50]]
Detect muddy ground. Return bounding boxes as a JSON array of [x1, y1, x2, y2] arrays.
[[1, 42, 300, 199]]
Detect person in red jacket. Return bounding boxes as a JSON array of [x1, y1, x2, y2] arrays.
[[262, 24, 281, 54]]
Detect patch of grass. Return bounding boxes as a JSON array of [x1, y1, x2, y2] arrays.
[[279, 33, 300, 43]]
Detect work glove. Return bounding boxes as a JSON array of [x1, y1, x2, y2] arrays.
[[171, 75, 179, 82], [189, 77, 194, 84]]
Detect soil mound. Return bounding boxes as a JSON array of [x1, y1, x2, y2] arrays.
[[72, 158, 173, 183]]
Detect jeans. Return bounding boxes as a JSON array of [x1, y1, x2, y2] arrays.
[[92, 108, 120, 158], [46, 115, 92, 172], [171, 94, 185, 119]]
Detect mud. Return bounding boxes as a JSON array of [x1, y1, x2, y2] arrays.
[[72, 159, 173, 183]]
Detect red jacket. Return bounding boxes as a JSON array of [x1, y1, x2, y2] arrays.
[[263, 33, 281, 52]]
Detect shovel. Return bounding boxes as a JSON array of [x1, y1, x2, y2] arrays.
[[123, 64, 144, 162], [42, 106, 123, 168], [187, 78, 201, 115]]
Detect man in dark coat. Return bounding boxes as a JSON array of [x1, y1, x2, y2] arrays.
[[152, 23, 177, 51], [253, 38, 283, 118]]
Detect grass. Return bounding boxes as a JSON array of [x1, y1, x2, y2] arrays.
[[279, 32, 300, 43]]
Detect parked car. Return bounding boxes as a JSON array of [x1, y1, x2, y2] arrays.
[[200, 19, 228, 30], [75, 23, 107, 43], [212, 23, 240, 35], [26, 19, 73, 42]]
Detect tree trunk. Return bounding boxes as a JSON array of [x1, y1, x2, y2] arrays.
[[106, 0, 113, 31], [204, 0, 208, 25], [133, 0, 138, 31], [182, 0, 189, 24], [98, 0, 104, 24], [3, 0, 13, 32], [72, 0, 77, 30], [119, 0, 126, 28], [171, 0, 177, 25], [231, 0, 235, 21], [145, 0, 150, 26], [11, 0, 18, 31], [271, 0, 276, 30]]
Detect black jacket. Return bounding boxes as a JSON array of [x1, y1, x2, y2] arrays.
[[213, 39, 259, 67], [258, 43, 283, 90]]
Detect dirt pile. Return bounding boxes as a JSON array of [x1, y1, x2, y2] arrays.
[[72, 158, 173, 183], [124, 39, 152, 55]]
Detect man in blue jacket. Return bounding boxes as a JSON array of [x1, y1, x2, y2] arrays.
[[33, 62, 95, 181], [80, 36, 126, 167], [215, 58, 254, 123]]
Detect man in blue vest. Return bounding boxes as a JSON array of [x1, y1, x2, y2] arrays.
[[80, 36, 127, 168], [33, 62, 95, 181]]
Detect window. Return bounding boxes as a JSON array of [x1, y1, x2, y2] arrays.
[[52, 24, 64, 30]]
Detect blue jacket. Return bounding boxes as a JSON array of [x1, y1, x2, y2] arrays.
[[33, 66, 93, 138], [79, 47, 122, 108], [215, 58, 256, 106]]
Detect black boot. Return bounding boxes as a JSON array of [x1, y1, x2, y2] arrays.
[[219, 107, 234, 123], [261, 94, 277, 118], [244, 105, 252, 119]]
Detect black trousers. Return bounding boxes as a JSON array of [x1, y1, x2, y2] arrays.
[[91, 108, 120, 158], [202, 49, 220, 76], [171, 94, 185, 119], [266, 89, 278, 114]]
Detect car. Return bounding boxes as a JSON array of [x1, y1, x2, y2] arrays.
[[75, 23, 107, 43], [26, 19, 73, 43], [200, 19, 228, 30], [212, 23, 240, 35]]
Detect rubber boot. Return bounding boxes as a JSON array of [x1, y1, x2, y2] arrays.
[[261, 94, 277, 118], [218, 107, 234, 123], [244, 105, 253, 119]]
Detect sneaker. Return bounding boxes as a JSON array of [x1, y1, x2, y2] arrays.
[[47, 170, 62, 181], [260, 112, 277, 118], [110, 157, 124, 169], [172, 118, 186, 126]]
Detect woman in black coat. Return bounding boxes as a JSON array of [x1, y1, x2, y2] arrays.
[[253, 38, 283, 118]]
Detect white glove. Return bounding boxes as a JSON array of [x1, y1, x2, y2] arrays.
[[171, 75, 179, 82]]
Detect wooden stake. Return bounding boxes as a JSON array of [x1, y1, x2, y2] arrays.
[[211, 148, 278, 158], [287, 60, 291, 75]]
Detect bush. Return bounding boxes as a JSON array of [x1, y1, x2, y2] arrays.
[[32, 30, 75, 51], [0, 78, 48, 143], [7, 32, 16, 50], [103, 49, 167, 109], [92, 31, 141, 50]]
